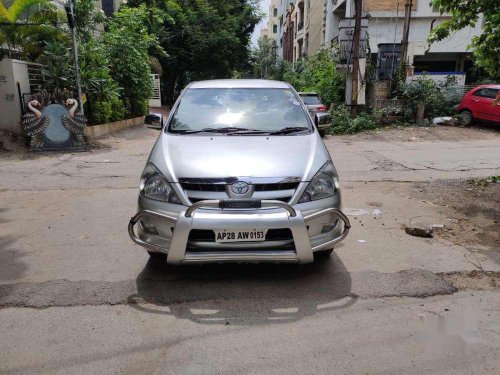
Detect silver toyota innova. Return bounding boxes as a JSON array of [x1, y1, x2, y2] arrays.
[[128, 79, 350, 264]]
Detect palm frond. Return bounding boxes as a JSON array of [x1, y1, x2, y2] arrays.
[[0, 0, 48, 23]]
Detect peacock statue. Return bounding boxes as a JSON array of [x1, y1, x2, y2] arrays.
[[62, 98, 87, 145], [21, 91, 50, 148], [21, 89, 88, 150]]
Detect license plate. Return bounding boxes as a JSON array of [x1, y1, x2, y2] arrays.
[[214, 229, 268, 243]]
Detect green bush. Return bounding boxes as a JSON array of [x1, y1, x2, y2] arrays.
[[110, 97, 126, 122], [90, 100, 113, 124], [254, 46, 345, 108], [329, 105, 378, 135], [397, 76, 462, 121], [103, 6, 161, 117]]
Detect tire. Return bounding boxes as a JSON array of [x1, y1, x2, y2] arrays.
[[459, 110, 473, 126], [319, 129, 326, 137], [147, 251, 167, 262], [314, 248, 334, 259]]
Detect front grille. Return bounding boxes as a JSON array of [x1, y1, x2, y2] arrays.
[[254, 182, 300, 191], [189, 197, 291, 204], [179, 179, 301, 204], [180, 183, 226, 192], [188, 228, 293, 243], [181, 182, 299, 193]]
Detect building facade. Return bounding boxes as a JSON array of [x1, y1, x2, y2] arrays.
[[268, 0, 482, 104], [268, 0, 280, 41], [325, 0, 482, 81]]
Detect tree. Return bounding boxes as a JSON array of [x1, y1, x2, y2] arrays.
[[279, 47, 345, 107], [300, 47, 344, 106], [429, 0, 500, 80], [103, 5, 165, 116], [253, 37, 277, 79], [0, 0, 47, 23], [0, 1, 65, 60], [127, 0, 261, 104]]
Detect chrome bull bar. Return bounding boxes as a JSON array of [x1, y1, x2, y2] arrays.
[[128, 199, 350, 264]]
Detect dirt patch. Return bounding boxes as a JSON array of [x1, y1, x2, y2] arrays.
[[329, 124, 499, 143], [0, 130, 29, 156], [438, 271, 499, 291], [413, 178, 500, 252]]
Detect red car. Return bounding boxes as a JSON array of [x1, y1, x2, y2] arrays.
[[457, 84, 500, 125]]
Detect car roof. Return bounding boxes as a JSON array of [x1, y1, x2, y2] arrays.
[[475, 84, 500, 89], [297, 92, 318, 95], [188, 79, 291, 89]]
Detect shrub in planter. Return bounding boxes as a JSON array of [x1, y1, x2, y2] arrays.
[[110, 97, 126, 122], [379, 105, 404, 124], [89, 100, 113, 125], [329, 105, 378, 135]]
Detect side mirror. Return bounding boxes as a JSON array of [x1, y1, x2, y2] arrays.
[[315, 112, 331, 126], [144, 113, 164, 130]]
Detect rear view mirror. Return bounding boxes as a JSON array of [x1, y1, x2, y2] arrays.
[[144, 113, 163, 130], [315, 112, 331, 126]]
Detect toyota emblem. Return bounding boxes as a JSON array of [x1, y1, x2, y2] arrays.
[[231, 181, 249, 194]]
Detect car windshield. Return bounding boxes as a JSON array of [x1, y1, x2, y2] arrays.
[[300, 94, 321, 105], [168, 88, 312, 135]]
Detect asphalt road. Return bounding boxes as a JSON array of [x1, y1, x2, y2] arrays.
[[0, 125, 499, 374]]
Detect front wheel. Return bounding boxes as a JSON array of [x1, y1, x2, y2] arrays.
[[459, 110, 473, 126]]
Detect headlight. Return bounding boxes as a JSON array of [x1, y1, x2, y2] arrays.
[[298, 161, 339, 203], [139, 163, 182, 204]]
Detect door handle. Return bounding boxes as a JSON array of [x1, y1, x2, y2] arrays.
[[472, 99, 480, 102]]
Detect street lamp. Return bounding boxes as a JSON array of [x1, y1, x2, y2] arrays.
[[65, 0, 84, 115]]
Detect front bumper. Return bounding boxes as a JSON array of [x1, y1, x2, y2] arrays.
[[128, 199, 350, 265]]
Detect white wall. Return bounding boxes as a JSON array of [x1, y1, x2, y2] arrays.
[[0, 59, 30, 134], [409, 72, 466, 85], [367, 17, 482, 57]]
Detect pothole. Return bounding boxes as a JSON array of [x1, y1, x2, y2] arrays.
[[438, 270, 499, 291]]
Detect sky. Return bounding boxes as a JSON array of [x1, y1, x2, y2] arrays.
[[251, 0, 271, 47]]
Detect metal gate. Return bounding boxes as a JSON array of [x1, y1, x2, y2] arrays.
[[149, 74, 161, 107]]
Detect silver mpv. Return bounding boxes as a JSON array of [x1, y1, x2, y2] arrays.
[[128, 79, 350, 265]]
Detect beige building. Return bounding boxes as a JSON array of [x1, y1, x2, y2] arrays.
[[280, 0, 328, 63], [304, 0, 325, 56], [259, 28, 270, 39], [267, 0, 280, 40]]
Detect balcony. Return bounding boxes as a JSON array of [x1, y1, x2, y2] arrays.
[[336, 18, 368, 65]]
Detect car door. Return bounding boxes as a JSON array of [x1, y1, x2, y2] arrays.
[[471, 88, 499, 122]]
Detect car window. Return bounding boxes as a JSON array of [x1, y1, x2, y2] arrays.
[[168, 88, 312, 133], [472, 88, 499, 99], [300, 95, 321, 105]]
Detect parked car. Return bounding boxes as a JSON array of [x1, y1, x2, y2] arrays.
[[298, 92, 329, 137], [128, 79, 350, 265], [457, 84, 500, 125]]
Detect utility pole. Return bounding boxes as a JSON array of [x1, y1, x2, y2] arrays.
[[65, 0, 84, 115], [350, 0, 362, 116], [400, 0, 413, 81]]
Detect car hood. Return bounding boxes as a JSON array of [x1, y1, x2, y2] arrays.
[[148, 133, 330, 182]]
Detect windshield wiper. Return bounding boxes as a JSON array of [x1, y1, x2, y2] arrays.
[[176, 127, 257, 135], [226, 129, 269, 135], [269, 127, 309, 135]]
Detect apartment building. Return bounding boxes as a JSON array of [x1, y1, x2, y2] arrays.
[[273, 0, 325, 63], [326, 0, 482, 82], [271, 0, 295, 58], [53, 0, 122, 17], [268, 0, 280, 41], [268, 0, 482, 104]]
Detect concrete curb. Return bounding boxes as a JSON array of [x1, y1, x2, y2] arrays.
[[84, 116, 144, 139]]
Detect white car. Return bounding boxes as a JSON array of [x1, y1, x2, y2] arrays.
[[298, 92, 329, 137], [128, 79, 350, 265]]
